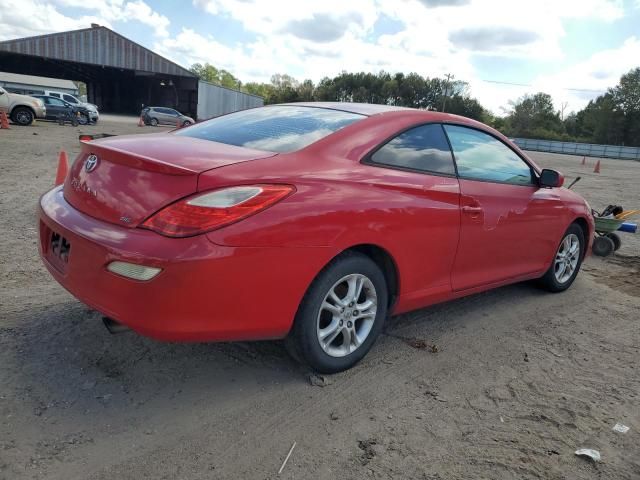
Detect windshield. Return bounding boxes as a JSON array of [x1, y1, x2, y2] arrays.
[[176, 105, 365, 153]]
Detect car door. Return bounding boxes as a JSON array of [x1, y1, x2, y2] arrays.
[[44, 97, 68, 119], [443, 124, 565, 291], [158, 108, 174, 124], [365, 123, 461, 296], [165, 108, 180, 125]]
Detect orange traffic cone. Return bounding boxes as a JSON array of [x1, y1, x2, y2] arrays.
[[0, 111, 10, 129], [175, 119, 181, 129], [55, 150, 69, 186], [593, 160, 601, 174], [580, 156, 586, 165], [138, 115, 145, 127]]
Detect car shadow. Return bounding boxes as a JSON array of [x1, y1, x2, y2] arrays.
[[5, 280, 549, 417]]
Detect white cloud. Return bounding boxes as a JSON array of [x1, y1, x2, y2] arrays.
[[1, 0, 633, 115], [180, 0, 628, 113], [0, 0, 105, 40], [0, 0, 169, 40]]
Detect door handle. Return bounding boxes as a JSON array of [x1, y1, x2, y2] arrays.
[[461, 206, 483, 214]]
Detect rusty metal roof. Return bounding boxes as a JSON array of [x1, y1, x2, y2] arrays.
[[0, 26, 196, 78]]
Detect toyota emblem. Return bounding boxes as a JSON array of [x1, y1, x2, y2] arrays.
[[85, 154, 99, 172]]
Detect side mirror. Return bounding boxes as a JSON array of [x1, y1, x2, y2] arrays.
[[0, 90, 4, 95], [539, 169, 564, 188]]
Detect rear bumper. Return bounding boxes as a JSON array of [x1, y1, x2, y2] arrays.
[[38, 187, 331, 342]]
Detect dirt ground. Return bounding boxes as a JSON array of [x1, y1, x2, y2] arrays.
[[0, 118, 638, 480]]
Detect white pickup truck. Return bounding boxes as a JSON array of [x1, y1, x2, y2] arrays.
[[0, 86, 47, 125]]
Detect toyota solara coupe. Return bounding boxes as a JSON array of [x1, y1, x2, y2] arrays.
[[38, 102, 594, 372]]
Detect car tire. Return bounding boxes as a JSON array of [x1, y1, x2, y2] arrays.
[[77, 113, 89, 125], [11, 107, 34, 126], [285, 251, 388, 373], [605, 232, 621, 251], [538, 223, 585, 292], [182, 120, 192, 127], [150, 118, 158, 126]]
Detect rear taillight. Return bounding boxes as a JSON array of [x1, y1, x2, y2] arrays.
[[141, 184, 294, 237]]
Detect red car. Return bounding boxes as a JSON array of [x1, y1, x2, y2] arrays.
[[39, 103, 594, 373]]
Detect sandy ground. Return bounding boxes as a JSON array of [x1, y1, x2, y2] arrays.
[[0, 118, 638, 480]]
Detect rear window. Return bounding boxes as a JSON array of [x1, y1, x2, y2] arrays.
[[176, 106, 365, 153]]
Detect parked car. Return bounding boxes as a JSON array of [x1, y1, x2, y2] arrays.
[[44, 90, 99, 123], [32, 95, 91, 125], [0, 86, 46, 125], [141, 106, 194, 127], [38, 103, 594, 373]]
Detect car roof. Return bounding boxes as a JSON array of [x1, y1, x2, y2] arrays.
[[278, 102, 411, 116]]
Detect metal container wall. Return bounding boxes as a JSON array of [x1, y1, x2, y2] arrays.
[[197, 80, 263, 120]]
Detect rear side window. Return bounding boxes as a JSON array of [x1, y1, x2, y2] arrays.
[[50, 93, 60, 98], [443, 125, 534, 185], [369, 124, 455, 175], [177, 106, 365, 153]]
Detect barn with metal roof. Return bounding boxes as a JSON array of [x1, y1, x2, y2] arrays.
[[0, 25, 262, 118]]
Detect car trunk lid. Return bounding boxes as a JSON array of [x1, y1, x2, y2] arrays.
[[63, 133, 276, 227]]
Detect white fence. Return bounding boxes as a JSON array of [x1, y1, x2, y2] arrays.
[[512, 138, 640, 160]]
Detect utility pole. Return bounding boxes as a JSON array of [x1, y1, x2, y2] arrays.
[[560, 101, 568, 121], [441, 73, 452, 112]]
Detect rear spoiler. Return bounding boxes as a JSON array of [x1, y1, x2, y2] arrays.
[[78, 137, 196, 176]]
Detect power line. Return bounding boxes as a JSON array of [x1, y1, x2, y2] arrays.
[[480, 79, 607, 94]]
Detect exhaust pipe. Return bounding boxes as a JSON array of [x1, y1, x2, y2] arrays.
[[102, 317, 130, 334]]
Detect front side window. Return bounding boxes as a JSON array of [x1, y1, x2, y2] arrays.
[[176, 106, 365, 153], [63, 94, 78, 104], [369, 124, 455, 175], [47, 98, 66, 106], [443, 125, 534, 185]]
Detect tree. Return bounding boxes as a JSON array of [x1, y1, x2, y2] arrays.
[[505, 93, 563, 139], [612, 68, 640, 146], [189, 63, 242, 89]]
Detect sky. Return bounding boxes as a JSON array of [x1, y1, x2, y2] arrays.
[[1, 0, 640, 115]]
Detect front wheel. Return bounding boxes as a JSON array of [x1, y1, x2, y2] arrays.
[[285, 252, 388, 373], [11, 107, 34, 126], [538, 224, 585, 292], [77, 113, 89, 125]]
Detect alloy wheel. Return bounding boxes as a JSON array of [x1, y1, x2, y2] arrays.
[[554, 233, 580, 283], [16, 110, 32, 125], [316, 273, 377, 357]]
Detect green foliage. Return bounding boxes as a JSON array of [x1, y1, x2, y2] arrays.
[[189, 63, 242, 90], [503, 93, 563, 138]]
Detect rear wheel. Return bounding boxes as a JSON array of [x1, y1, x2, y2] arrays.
[[285, 252, 388, 373], [605, 232, 621, 251], [150, 117, 158, 126], [11, 107, 34, 126], [539, 224, 585, 292]]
